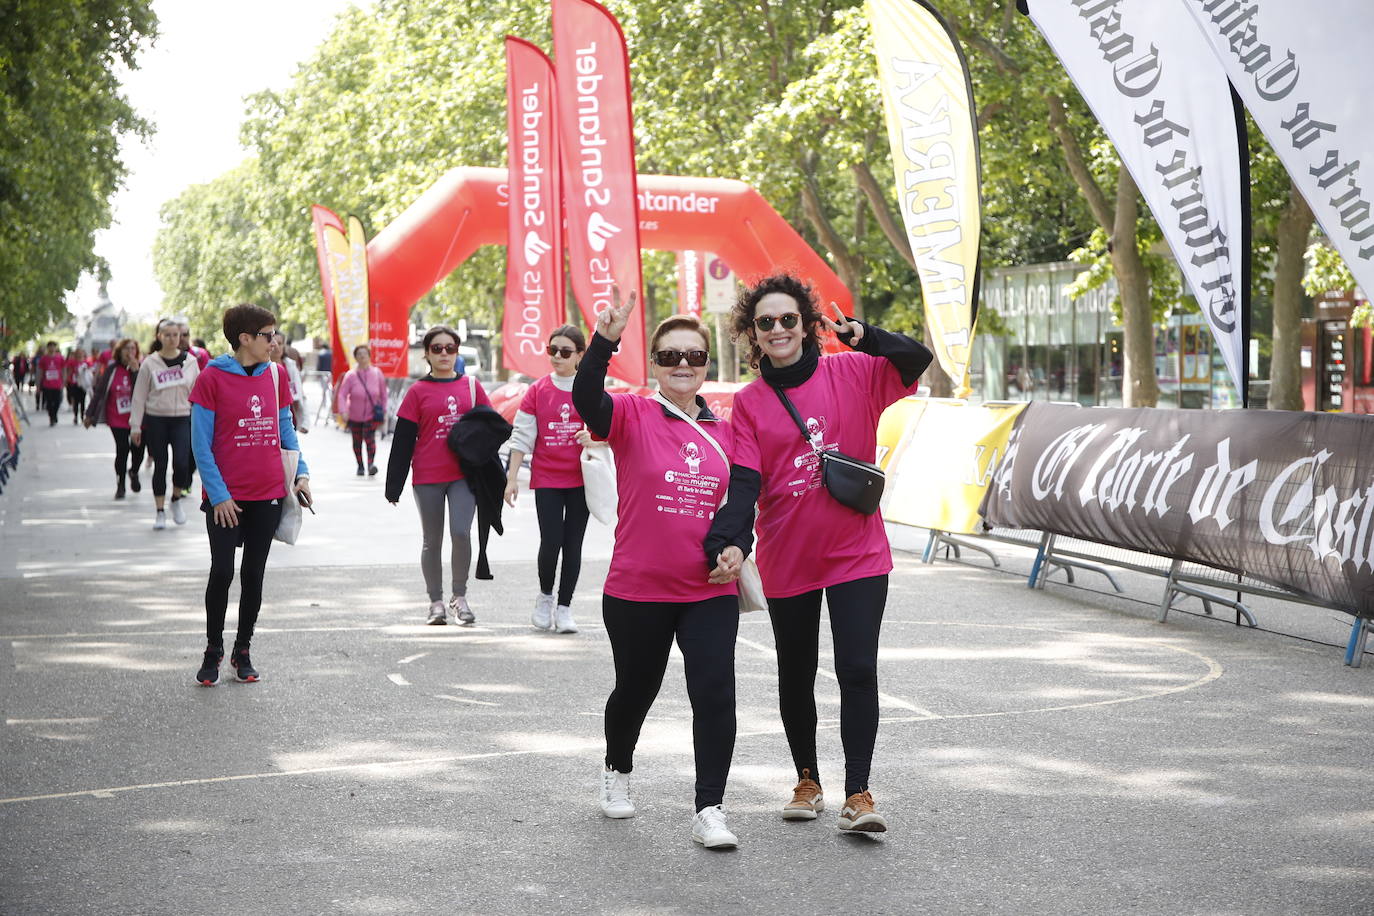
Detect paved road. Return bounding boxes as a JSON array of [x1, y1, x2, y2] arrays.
[[1, 419, 1372, 914]]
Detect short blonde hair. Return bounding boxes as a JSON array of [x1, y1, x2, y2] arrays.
[[649, 315, 710, 354]]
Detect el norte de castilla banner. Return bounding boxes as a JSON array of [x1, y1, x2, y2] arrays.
[[1181, 0, 1374, 309], [866, 0, 982, 397], [1021, 0, 1251, 400], [981, 402, 1374, 619]]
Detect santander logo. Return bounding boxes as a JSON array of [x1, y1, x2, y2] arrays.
[[524, 231, 553, 266], [586, 212, 622, 252]]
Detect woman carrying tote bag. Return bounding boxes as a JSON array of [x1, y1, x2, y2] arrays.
[[189, 303, 311, 686]]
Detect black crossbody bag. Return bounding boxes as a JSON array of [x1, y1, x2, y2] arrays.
[[770, 384, 885, 516]]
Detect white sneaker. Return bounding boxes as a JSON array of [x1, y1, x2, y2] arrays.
[[449, 595, 475, 626], [153, 510, 166, 531], [691, 805, 738, 849], [599, 766, 635, 818], [531, 593, 554, 630], [170, 499, 186, 525], [554, 604, 578, 634]]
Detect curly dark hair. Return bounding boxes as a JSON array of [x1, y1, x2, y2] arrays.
[[730, 273, 826, 369]]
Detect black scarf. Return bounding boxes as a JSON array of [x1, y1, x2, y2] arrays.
[[758, 341, 819, 389]]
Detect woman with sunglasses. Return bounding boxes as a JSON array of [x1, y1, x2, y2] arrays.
[[572, 290, 747, 851], [705, 273, 932, 835], [336, 344, 388, 476], [131, 317, 201, 530], [504, 325, 590, 635], [85, 337, 145, 498], [386, 326, 490, 625]]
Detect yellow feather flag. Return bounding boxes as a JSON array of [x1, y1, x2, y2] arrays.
[[323, 215, 371, 372], [866, 0, 981, 397]]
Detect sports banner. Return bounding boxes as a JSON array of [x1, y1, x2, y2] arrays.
[[866, 0, 982, 397], [881, 399, 1027, 534], [322, 215, 372, 385], [504, 37, 566, 380], [552, 0, 646, 385], [1021, 0, 1251, 400], [310, 205, 348, 386], [676, 250, 702, 317], [1181, 0, 1374, 309], [982, 403, 1374, 618]]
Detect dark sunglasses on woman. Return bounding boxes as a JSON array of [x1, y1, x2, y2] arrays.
[[754, 312, 801, 332], [546, 345, 578, 358], [653, 349, 709, 368], [428, 343, 459, 354]]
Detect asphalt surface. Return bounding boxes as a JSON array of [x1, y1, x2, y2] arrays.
[[1, 410, 1372, 915]]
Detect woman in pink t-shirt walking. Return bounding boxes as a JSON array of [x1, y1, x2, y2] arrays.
[[84, 337, 145, 498], [336, 344, 388, 476], [572, 292, 745, 851], [503, 324, 591, 635], [385, 326, 491, 626], [705, 273, 933, 835]]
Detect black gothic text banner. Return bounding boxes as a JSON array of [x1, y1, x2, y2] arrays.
[[981, 403, 1374, 618]]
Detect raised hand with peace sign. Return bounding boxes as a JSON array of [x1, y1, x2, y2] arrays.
[[595, 285, 638, 343]]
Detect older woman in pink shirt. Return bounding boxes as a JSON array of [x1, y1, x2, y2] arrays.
[[335, 345, 388, 476]]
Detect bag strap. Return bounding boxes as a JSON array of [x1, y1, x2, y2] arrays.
[[269, 362, 281, 439], [358, 368, 380, 410], [467, 373, 476, 407], [769, 383, 815, 448]]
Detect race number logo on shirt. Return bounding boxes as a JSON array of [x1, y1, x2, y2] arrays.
[[153, 365, 186, 390], [789, 415, 836, 497], [235, 393, 278, 447], [433, 395, 462, 441], [659, 440, 723, 520], [543, 401, 581, 446], [115, 395, 132, 414]]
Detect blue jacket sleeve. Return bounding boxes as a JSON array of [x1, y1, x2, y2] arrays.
[[192, 403, 231, 505], [279, 407, 310, 478]]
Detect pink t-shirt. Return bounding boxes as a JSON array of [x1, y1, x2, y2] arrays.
[[63, 356, 81, 385], [189, 365, 295, 501], [190, 346, 210, 370], [604, 394, 737, 603], [105, 365, 135, 429], [731, 352, 917, 598], [396, 377, 491, 485], [520, 375, 585, 489], [38, 354, 65, 389], [337, 366, 387, 424]]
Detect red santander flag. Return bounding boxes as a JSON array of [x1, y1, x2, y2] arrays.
[[552, 0, 645, 385], [310, 205, 348, 387], [503, 37, 566, 380]]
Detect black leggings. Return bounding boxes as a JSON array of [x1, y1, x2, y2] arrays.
[[204, 498, 282, 648], [110, 427, 146, 478], [41, 388, 61, 423], [603, 594, 738, 811], [67, 384, 86, 421], [349, 420, 378, 468], [535, 487, 590, 606], [768, 574, 888, 797], [143, 414, 191, 498]]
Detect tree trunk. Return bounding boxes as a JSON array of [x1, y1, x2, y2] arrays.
[[922, 315, 955, 397], [1111, 169, 1158, 407], [1269, 180, 1315, 410], [799, 160, 866, 319]]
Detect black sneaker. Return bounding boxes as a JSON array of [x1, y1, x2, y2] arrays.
[[356, 466, 365, 476], [368, 464, 378, 476], [115, 477, 126, 500], [196, 646, 224, 686], [229, 645, 260, 683], [129, 470, 141, 493]]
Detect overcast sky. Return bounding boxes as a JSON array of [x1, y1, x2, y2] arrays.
[[68, 0, 368, 320]]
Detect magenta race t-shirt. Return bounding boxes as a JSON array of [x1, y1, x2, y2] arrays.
[[189, 365, 295, 501], [105, 365, 135, 429], [604, 394, 737, 604], [396, 377, 491, 485], [731, 351, 917, 599], [520, 375, 585, 489], [37, 355, 65, 389]]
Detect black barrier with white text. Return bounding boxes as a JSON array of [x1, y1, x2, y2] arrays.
[[981, 403, 1374, 619]]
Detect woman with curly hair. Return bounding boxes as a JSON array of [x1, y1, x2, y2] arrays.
[[704, 272, 931, 834]]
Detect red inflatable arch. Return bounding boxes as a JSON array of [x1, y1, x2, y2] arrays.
[[367, 166, 853, 335]]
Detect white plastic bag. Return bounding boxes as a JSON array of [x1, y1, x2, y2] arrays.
[[275, 448, 302, 545], [580, 443, 618, 526]]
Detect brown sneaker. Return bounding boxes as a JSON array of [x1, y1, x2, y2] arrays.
[[782, 768, 825, 820], [837, 790, 887, 833]]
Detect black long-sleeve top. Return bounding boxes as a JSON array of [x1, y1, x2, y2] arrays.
[[703, 320, 933, 567]]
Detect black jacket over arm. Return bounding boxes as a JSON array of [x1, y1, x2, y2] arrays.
[[571, 332, 618, 438], [843, 319, 934, 387], [448, 406, 513, 580]]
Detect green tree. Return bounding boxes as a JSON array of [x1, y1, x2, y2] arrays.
[[0, 0, 157, 342]]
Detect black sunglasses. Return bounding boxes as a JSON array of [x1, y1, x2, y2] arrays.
[[428, 343, 459, 354], [653, 349, 709, 368], [753, 312, 801, 332], [546, 345, 579, 359]]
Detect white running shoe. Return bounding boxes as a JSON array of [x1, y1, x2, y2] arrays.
[[691, 805, 739, 849], [449, 595, 475, 626], [426, 600, 447, 625], [599, 766, 635, 818], [153, 510, 167, 531], [170, 499, 186, 525], [531, 593, 554, 630], [554, 604, 579, 634]]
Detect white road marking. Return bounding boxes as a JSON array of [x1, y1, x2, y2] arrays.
[[387, 674, 410, 687], [434, 694, 499, 707], [398, 653, 429, 665]]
